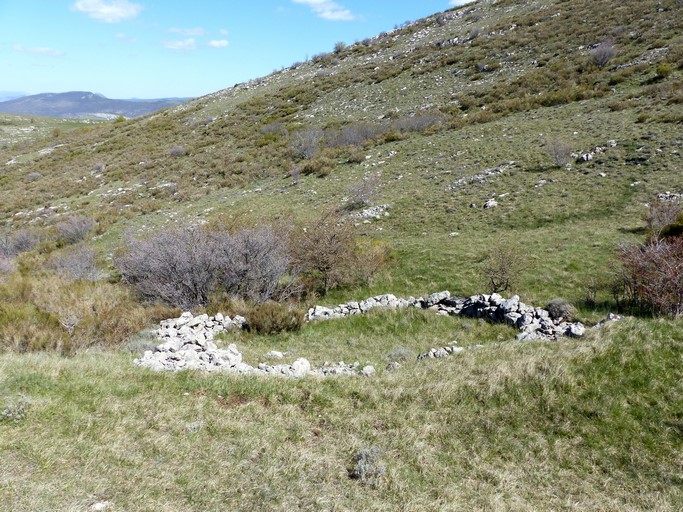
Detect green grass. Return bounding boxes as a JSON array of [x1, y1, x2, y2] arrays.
[[1, 318, 681, 511]]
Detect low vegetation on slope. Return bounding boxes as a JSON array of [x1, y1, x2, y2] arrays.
[[0, 0, 682, 509]]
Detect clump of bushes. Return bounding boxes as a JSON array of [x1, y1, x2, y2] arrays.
[[615, 199, 683, 317], [116, 225, 292, 309]]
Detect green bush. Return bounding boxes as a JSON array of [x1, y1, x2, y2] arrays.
[[246, 301, 303, 335]]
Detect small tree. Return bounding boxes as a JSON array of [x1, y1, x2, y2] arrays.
[[346, 173, 380, 210], [290, 213, 358, 296], [482, 240, 528, 294]]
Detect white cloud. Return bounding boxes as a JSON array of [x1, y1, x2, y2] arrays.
[[208, 39, 230, 48], [168, 27, 206, 36], [449, 0, 476, 5], [292, 0, 355, 21], [12, 44, 64, 57], [71, 0, 143, 23], [163, 38, 196, 51]]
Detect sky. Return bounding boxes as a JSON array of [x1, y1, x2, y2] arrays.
[[0, 0, 474, 99]]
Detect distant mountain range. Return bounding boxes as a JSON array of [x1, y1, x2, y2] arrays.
[[0, 91, 191, 119]]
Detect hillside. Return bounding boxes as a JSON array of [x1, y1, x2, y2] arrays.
[[0, 0, 682, 510], [0, 91, 190, 119]]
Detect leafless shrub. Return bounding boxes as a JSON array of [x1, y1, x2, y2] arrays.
[[0, 228, 41, 256], [213, 227, 294, 303], [468, 27, 481, 40], [48, 246, 103, 281], [617, 238, 683, 317], [334, 41, 347, 53], [261, 122, 288, 136], [591, 41, 617, 68], [0, 255, 14, 281], [392, 112, 444, 133], [546, 139, 572, 167], [482, 240, 529, 294], [25, 172, 42, 182], [116, 225, 293, 308], [116, 227, 219, 309], [346, 173, 380, 210], [328, 122, 384, 147], [55, 216, 96, 245], [645, 198, 682, 241], [291, 128, 324, 159], [290, 166, 301, 184]]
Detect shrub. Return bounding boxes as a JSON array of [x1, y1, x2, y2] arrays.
[[546, 299, 577, 322], [0, 228, 41, 256], [55, 216, 96, 245], [591, 41, 617, 68], [482, 240, 528, 294], [116, 225, 293, 309], [213, 226, 295, 303], [617, 238, 683, 317], [246, 301, 303, 335], [300, 156, 334, 177], [291, 128, 324, 159], [47, 245, 102, 281], [345, 173, 380, 210], [116, 227, 219, 309], [289, 213, 388, 295], [334, 41, 347, 53], [645, 198, 682, 241], [546, 139, 572, 167], [0, 255, 14, 281]]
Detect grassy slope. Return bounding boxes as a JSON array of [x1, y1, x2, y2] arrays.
[[1, 0, 683, 509]]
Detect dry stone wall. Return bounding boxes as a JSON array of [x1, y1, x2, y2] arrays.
[[306, 291, 586, 341], [134, 311, 375, 377]]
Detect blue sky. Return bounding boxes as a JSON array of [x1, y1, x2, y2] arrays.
[[0, 0, 474, 99]]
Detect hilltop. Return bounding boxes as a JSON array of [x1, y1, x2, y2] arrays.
[[0, 91, 191, 120], [0, 0, 682, 510]]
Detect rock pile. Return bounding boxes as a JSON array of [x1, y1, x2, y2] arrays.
[[134, 312, 375, 377], [306, 291, 586, 341]]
